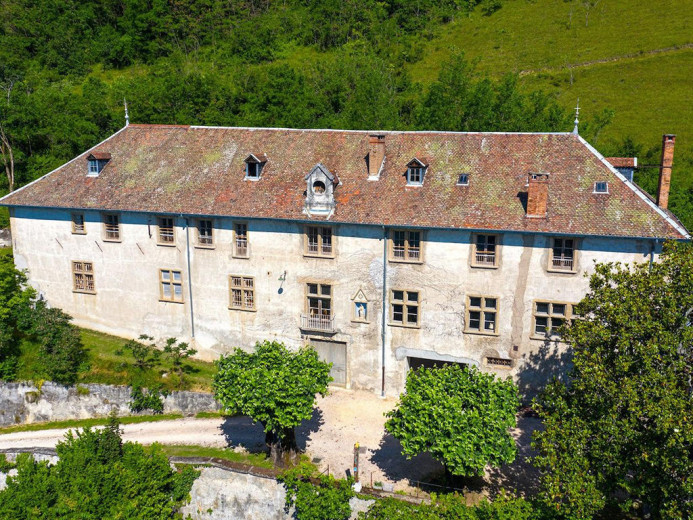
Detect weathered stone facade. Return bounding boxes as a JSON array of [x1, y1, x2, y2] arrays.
[[9, 207, 662, 397]]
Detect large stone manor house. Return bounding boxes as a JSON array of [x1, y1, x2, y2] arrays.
[[0, 123, 687, 396]]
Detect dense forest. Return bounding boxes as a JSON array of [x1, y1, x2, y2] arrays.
[[1, 0, 691, 228]]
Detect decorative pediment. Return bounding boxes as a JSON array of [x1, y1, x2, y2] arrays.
[[351, 288, 369, 302], [244, 153, 267, 164], [304, 163, 337, 217], [407, 157, 426, 168]]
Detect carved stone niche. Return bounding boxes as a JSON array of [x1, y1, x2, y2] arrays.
[[304, 163, 338, 217]]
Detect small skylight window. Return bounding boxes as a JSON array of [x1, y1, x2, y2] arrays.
[[457, 174, 469, 186], [594, 181, 608, 193]]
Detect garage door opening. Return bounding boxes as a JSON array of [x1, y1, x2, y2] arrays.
[[309, 339, 347, 386], [407, 356, 468, 371]]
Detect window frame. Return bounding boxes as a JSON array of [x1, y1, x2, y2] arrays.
[[159, 268, 184, 303], [71, 213, 86, 235], [102, 213, 121, 242], [388, 229, 423, 264], [389, 289, 420, 328], [304, 225, 335, 259], [233, 222, 249, 258], [406, 166, 425, 186], [305, 282, 333, 317], [464, 295, 499, 336], [457, 173, 470, 186], [228, 275, 256, 311], [549, 237, 577, 273], [87, 159, 100, 176], [471, 233, 499, 268], [593, 181, 608, 194], [72, 260, 95, 294], [195, 219, 214, 248], [532, 300, 573, 339], [156, 216, 176, 246]]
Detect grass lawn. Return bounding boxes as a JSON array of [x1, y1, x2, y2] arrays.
[[17, 328, 217, 392], [161, 445, 273, 469], [0, 413, 184, 435]]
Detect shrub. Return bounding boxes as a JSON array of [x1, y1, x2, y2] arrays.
[[279, 463, 354, 520], [129, 385, 167, 414]]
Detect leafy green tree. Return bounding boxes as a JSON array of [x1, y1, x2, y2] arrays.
[[213, 340, 332, 464], [117, 334, 161, 372], [385, 364, 519, 477], [0, 414, 198, 519], [29, 304, 87, 385], [279, 463, 354, 520], [163, 337, 196, 389], [0, 251, 36, 379], [533, 241, 693, 520]]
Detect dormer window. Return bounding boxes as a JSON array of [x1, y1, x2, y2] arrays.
[[594, 181, 608, 193], [457, 174, 469, 186], [406, 159, 426, 186], [244, 154, 267, 180], [86, 152, 111, 177], [304, 163, 337, 217]]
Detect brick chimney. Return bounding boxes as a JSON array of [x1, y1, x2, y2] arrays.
[[656, 134, 675, 210], [526, 173, 549, 218], [368, 135, 385, 179]]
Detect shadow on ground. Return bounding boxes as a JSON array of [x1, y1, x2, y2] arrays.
[[369, 433, 442, 484], [219, 407, 325, 454]]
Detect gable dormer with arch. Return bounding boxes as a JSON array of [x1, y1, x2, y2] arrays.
[[304, 163, 338, 217]]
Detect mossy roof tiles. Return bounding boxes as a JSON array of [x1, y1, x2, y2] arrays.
[[1, 125, 687, 239]]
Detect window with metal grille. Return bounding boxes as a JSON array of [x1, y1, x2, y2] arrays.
[[71, 213, 86, 235], [103, 214, 120, 241], [533, 301, 572, 338], [234, 223, 249, 258], [473, 234, 497, 267], [159, 269, 183, 302], [466, 296, 498, 334], [197, 219, 213, 247], [72, 261, 95, 294], [551, 238, 575, 271], [390, 230, 421, 262], [305, 226, 333, 257], [390, 290, 420, 327], [229, 276, 255, 310], [157, 217, 175, 244], [487, 357, 512, 367]]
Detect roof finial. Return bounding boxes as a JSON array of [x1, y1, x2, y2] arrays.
[[124, 98, 130, 127], [572, 98, 580, 135]]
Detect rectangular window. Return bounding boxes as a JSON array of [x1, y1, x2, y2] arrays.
[[197, 219, 213, 247], [390, 290, 420, 327], [88, 160, 99, 175], [233, 223, 249, 258], [407, 167, 424, 185], [533, 301, 572, 338], [390, 230, 421, 263], [303, 283, 334, 331], [71, 213, 86, 235], [229, 275, 255, 311], [594, 181, 608, 193], [551, 238, 575, 271], [305, 226, 333, 258], [159, 269, 183, 303], [457, 173, 469, 186], [157, 217, 175, 245], [466, 296, 498, 334], [103, 214, 120, 241], [246, 162, 261, 179], [72, 261, 95, 294], [473, 234, 497, 267]]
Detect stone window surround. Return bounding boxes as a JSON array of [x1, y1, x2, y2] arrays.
[[470, 233, 500, 269], [548, 237, 578, 274], [304, 225, 335, 259], [464, 295, 499, 336], [156, 216, 176, 246], [71, 213, 86, 235], [531, 300, 574, 340], [389, 289, 420, 328], [72, 260, 95, 294], [159, 268, 184, 303], [228, 275, 256, 311], [388, 229, 423, 264], [195, 218, 214, 249], [233, 222, 249, 258], [102, 213, 121, 242]]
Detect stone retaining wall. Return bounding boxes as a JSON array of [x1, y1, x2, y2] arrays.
[[0, 382, 220, 426]]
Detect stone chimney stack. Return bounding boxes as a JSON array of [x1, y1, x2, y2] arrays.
[[368, 135, 385, 179], [526, 173, 549, 218], [657, 134, 675, 210]]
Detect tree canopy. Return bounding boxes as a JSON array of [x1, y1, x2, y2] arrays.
[[0, 415, 198, 519], [385, 364, 520, 477], [213, 340, 332, 461], [533, 241, 693, 520]]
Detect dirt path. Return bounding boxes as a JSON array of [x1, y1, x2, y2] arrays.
[[0, 388, 541, 495]]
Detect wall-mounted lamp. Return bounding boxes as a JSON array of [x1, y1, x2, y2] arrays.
[[277, 270, 287, 295], [278, 270, 287, 282]]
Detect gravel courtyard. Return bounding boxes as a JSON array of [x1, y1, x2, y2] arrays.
[[0, 388, 541, 496]]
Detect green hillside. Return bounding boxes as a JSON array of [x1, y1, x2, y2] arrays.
[[0, 0, 691, 228]]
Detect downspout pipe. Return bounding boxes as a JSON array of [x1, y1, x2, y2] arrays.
[[184, 217, 195, 338], [381, 225, 387, 397], [649, 238, 659, 270]]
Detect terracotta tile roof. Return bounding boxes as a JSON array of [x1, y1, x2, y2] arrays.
[[1, 125, 687, 239], [605, 157, 637, 168], [87, 152, 112, 161]]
